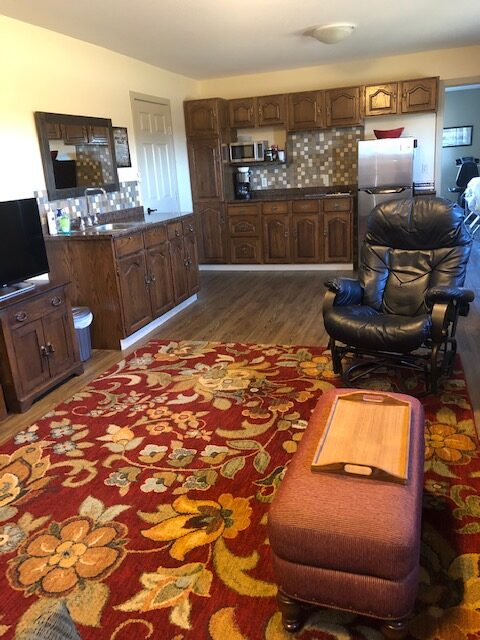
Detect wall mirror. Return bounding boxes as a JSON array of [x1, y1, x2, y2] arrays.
[[35, 111, 120, 201]]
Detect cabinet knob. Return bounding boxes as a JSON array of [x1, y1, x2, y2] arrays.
[[46, 342, 55, 354], [150, 273, 156, 282], [15, 311, 28, 322], [175, 229, 180, 237], [144, 274, 151, 285], [51, 296, 62, 306], [188, 225, 194, 232], [40, 345, 48, 357]]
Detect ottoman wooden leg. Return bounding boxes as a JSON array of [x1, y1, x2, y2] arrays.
[[381, 618, 409, 639], [277, 589, 304, 632]]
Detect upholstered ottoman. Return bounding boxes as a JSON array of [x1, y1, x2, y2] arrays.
[[268, 389, 424, 638]]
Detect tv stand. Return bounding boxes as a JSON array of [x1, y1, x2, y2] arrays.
[[0, 281, 36, 302]]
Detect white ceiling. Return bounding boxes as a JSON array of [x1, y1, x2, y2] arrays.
[[1, 0, 480, 80]]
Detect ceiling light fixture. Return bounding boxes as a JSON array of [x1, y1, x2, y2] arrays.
[[310, 23, 356, 45]]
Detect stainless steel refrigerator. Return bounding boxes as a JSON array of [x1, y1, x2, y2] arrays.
[[357, 137, 415, 262]]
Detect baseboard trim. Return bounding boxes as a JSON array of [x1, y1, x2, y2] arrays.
[[120, 295, 198, 350], [199, 264, 353, 271]]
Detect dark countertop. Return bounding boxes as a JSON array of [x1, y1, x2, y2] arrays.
[[226, 186, 356, 203], [44, 210, 194, 241]]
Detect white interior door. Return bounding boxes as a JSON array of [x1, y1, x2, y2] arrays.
[[131, 95, 179, 220]]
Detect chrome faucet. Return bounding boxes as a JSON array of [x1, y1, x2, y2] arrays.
[[84, 187, 107, 226]]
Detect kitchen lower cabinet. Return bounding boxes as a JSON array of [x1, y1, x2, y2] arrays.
[[292, 213, 320, 263], [0, 282, 82, 413], [45, 216, 199, 350], [195, 201, 227, 263], [263, 213, 290, 263], [323, 211, 352, 262]]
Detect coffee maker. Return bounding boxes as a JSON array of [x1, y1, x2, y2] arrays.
[[234, 167, 252, 200]]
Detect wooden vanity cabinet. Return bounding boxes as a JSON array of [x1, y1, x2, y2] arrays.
[[0, 282, 82, 413], [287, 91, 325, 131]]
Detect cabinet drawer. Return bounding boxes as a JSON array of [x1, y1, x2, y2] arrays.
[[227, 203, 260, 216], [292, 199, 320, 213], [114, 233, 144, 258], [167, 221, 183, 240], [262, 202, 288, 214], [182, 217, 196, 236], [143, 225, 167, 248], [7, 290, 66, 327], [322, 197, 352, 212], [228, 215, 260, 237]]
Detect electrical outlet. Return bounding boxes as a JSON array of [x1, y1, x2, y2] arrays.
[[261, 177, 268, 188]]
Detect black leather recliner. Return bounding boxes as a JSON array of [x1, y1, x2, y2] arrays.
[[323, 197, 475, 393]]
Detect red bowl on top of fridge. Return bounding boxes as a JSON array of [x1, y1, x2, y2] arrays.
[[374, 127, 404, 139]]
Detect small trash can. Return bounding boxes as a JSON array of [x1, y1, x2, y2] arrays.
[[72, 307, 93, 362]]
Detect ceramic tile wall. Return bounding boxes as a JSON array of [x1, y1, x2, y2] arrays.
[[35, 181, 141, 225], [76, 144, 115, 185], [250, 127, 363, 191]]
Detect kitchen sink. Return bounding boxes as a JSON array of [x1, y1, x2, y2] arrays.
[[92, 221, 142, 231]]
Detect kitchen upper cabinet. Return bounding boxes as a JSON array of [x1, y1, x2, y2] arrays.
[[88, 125, 109, 144], [287, 91, 325, 131], [195, 201, 227, 264], [364, 83, 399, 117], [325, 87, 362, 127], [263, 212, 290, 264], [400, 77, 438, 113], [187, 138, 224, 201], [184, 99, 221, 137], [63, 123, 88, 144], [229, 95, 287, 128]]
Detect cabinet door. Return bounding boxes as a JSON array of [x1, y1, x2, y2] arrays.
[[63, 124, 88, 144], [146, 243, 175, 318], [400, 77, 438, 113], [11, 319, 50, 396], [364, 83, 399, 117], [229, 98, 256, 128], [169, 237, 189, 304], [196, 202, 227, 263], [230, 238, 262, 264], [323, 212, 352, 262], [287, 91, 324, 131], [184, 99, 219, 137], [263, 214, 290, 263], [46, 123, 62, 140], [88, 125, 109, 144], [117, 251, 152, 335], [42, 309, 76, 379], [325, 87, 362, 127], [184, 231, 200, 295], [257, 94, 287, 126], [187, 138, 223, 201], [292, 214, 320, 263]]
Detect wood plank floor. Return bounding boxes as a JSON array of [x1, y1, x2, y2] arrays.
[[1, 248, 479, 445]]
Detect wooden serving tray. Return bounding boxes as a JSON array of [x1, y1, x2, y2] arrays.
[[311, 392, 411, 483]]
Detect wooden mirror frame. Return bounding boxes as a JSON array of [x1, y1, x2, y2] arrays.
[[34, 111, 120, 201]]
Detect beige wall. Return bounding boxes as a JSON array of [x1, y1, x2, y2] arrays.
[[199, 45, 480, 97], [0, 16, 201, 209]]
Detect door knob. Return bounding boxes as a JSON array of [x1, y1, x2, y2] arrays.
[[147, 207, 157, 215]]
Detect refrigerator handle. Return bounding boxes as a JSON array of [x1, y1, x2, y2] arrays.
[[363, 187, 409, 195]]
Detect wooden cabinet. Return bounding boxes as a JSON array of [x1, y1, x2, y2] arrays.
[[229, 95, 287, 128], [46, 218, 198, 350], [0, 283, 82, 413], [195, 201, 227, 263], [63, 124, 88, 144], [323, 198, 352, 263], [227, 203, 262, 264], [88, 125, 109, 144], [263, 211, 290, 263], [287, 91, 324, 131], [188, 138, 224, 201], [364, 77, 439, 117], [325, 87, 362, 127], [184, 99, 221, 137], [292, 199, 321, 263], [400, 77, 438, 113]]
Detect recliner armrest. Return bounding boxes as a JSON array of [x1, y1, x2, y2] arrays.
[[425, 286, 474, 316], [324, 278, 363, 306]]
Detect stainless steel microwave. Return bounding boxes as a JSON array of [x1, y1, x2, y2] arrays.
[[229, 141, 267, 163]]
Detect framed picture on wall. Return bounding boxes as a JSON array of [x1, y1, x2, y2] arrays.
[[112, 126, 132, 168], [442, 126, 473, 148]]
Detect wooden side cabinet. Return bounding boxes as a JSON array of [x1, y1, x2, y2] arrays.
[[0, 282, 82, 413]]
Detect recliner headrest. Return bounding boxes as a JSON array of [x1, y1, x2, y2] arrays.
[[365, 197, 472, 250]]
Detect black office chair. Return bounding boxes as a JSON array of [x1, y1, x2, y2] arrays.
[[448, 157, 479, 208], [323, 197, 474, 393]]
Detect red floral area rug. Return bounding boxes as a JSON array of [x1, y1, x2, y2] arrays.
[[0, 341, 479, 640]]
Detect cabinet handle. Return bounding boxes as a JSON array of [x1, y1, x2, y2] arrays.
[[284, 230, 289, 238], [51, 296, 62, 306], [324, 229, 328, 237], [144, 274, 151, 285], [15, 311, 28, 322], [40, 345, 48, 357], [271, 207, 278, 212], [150, 273, 156, 282], [183, 258, 189, 267], [188, 225, 194, 232], [175, 229, 180, 237], [46, 342, 55, 354], [258, 105, 262, 119]]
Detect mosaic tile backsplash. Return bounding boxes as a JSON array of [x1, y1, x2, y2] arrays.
[[35, 181, 141, 225], [76, 144, 115, 186], [250, 127, 363, 191]]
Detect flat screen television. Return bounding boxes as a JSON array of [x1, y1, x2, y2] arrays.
[[0, 198, 50, 297]]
